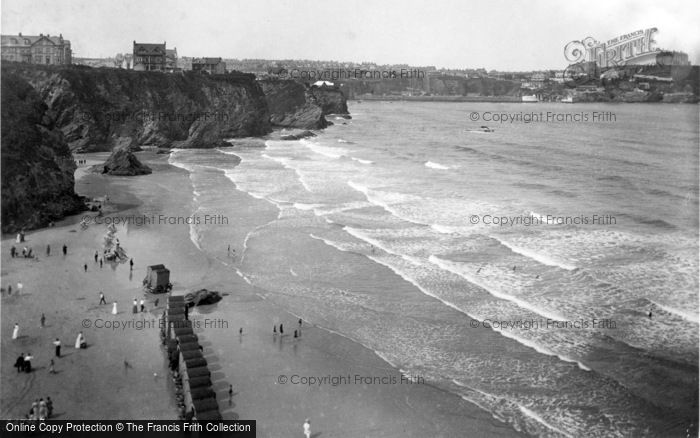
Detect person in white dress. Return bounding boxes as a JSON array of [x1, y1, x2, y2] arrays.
[[75, 332, 84, 349], [112, 302, 118, 315], [12, 323, 19, 340], [303, 419, 311, 438]]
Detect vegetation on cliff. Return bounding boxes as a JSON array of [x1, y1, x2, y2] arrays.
[[1, 73, 85, 232]]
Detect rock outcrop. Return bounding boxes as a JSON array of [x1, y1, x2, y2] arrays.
[[259, 79, 329, 129], [310, 85, 350, 115], [184, 289, 223, 307], [4, 64, 272, 152], [1, 73, 85, 232], [99, 147, 152, 176]]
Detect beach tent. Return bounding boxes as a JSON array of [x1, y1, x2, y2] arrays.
[[190, 387, 216, 400], [177, 334, 199, 344], [144, 264, 171, 292], [192, 397, 219, 414], [178, 341, 201, 352], [186, 376, 213, 388], [183, 366, 210, 379], [194, 410, 222, 421]]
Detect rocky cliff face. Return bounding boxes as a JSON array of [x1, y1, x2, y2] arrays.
[[310, 86, 349, 115], [259, 79, 350, 129], [1, 73, 85, 232], [4, 64, 272, 152]]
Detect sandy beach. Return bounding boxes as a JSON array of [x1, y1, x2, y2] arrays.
[[2, 151, 521, 437]]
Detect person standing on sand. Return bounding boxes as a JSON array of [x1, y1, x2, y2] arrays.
[[99, 259, 103, 269], [279, 324, 284, 335], [112, 301, 118, 315], [8, 285, 12, 295], [84, 263, 87, 273], [132, 298, 138, 314], [46, 245, 50, 257], [15, 354, 24, 372], [99, 292, 106, 305], [46, 397, 53, 418], [12, 323, 19, 340], [62, 244, 67, 256], [17, 282, 23, 295], [130, 258, 134, 271], [40, 313, 45, 328], [94, 251, 98, 263], [273, 325, 277, 335], [140, 299, 145, 313], [54, 338, 61, 357], [303, 419, 311, 438], [24, 353, 33, 373], [75, 332, 85, 349], [11, 245, 16, 258]]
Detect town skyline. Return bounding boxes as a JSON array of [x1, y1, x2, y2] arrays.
[[1, 0, 699, 71]]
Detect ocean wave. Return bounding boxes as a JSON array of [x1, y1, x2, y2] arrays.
[[428, 255, 568, 321], [302, 140, 348, 159], [425, 161, 450, 170], [494, 237, 577, 271], [347, 181, 426, 226], [261, 153, 313, 192], [350, 157, 373, 165], [518, 405, 575, 438], [648, 300, 699, 323]]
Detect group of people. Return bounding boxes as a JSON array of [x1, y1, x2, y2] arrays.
[[76, 158, 87, 165], [27, 398, 53, 421], [14, 352, 34, 373], [273, 318, 304, 339], [9, 245, 34, 258]]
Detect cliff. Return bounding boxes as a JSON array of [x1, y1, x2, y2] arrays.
[[1, 73, 85, 233], [3, 64, 272, 152], [259, 79, 327, 129], [310, 86, 349, 115]]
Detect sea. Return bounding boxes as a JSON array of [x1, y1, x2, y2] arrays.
[[169, 101, 699, 437]]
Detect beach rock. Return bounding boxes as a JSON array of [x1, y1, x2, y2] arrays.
[[1, 73, 85, 233], [184, 289, 223, 307], [310, 86, 350, 115], [280, 130, 316, 141], [100, 147, 152, 176]]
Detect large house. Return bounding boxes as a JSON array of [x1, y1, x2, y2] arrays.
[[1, 32, 72, 65], [133, 41, 166, 71], [192, 57, 226, 74]]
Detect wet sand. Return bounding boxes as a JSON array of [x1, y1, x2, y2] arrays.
[[2, 151, 521, 437]]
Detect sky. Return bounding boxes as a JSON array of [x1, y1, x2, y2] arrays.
[[1, 0, 699, 70]]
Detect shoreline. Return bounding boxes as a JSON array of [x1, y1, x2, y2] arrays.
[[3, 150, 524, 436]]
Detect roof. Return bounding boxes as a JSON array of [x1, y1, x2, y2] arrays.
[[192, 57, 223, 65], [1, 34, 70, 47], [133, 42, 165, 55], [166, 48, 177, 58]]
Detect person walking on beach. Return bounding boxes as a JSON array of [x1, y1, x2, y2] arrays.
[[99, 292, 106, 305], [112, 301, 118, 315], [99, 258, 103, 269], [12, 323, 19, 340], [94, 251, 98, 263], [279, 324, 284, 335], [23, 353, 33, 373], [140, 299, 145, 313], [294, 330, 298, 338], [129, 258, 134, 271], [84, 263, 88, 273], [17, 282, 23, 295], [62, 244, 67, 256], [54, 338, 61, 357], [15, 354, 24, 372], [228, 384, 233, 399], [8, 285, 12, 295], [46, 245, 50, 257], [40, 313, 45, 328], [273, 325, 277, 335], [11, 245, 16, 258], [132, 298, 138, 314], [46, 397, 53, 418], [303, 419, 311, 438]]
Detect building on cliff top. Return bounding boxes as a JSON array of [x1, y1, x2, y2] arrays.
[[133, 41, 166, 71], [1, 32, 72, 65], [192, 57, 226, 74], [166, 48, 178, 72]]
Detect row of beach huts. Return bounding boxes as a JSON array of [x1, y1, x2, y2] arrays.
[[161, 294, 222, 421]]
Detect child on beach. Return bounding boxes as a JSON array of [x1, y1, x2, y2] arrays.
[[303, 419, 311, 438], [12, 323, 19, 340]]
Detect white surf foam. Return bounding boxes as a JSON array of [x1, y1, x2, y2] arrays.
[[518, 405, 574, 438], [649, 300, 699, 323], [495, 237, 577, 271], [347, 181, 425, 226], [303, 141, 348, 159], [351, 157, 373, 165], [428, 255, 568, 321], [425, 161, 450, 170]]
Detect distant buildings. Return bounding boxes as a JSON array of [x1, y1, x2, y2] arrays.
[[133, 41, 166, 71], [165, 48, 178, 72], [1, 32, 72, 64], [192, 57, 226, 74]]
